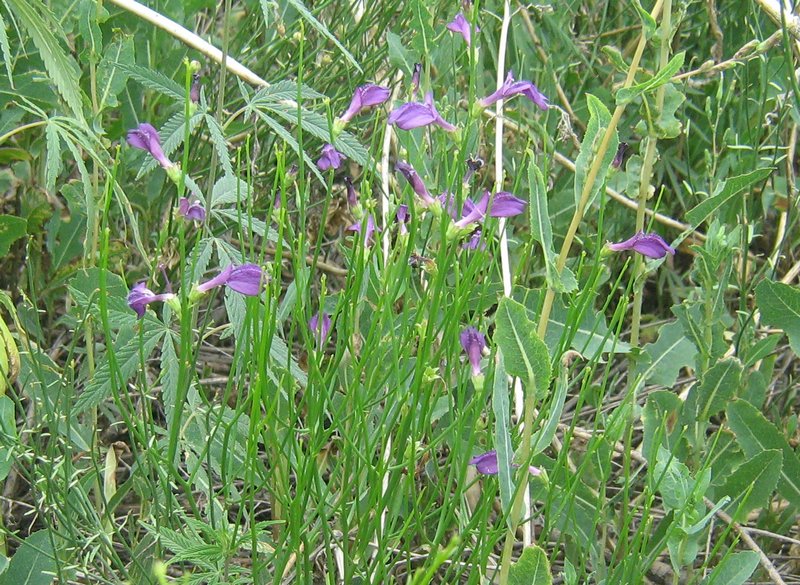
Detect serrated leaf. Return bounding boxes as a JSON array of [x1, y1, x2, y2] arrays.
[[755, 279, 800, 356], [284, 0, 361, 72], [74, 325, 164, 413], [494, 297, 550, 398], [0, 215, 26, 256], [726, 400, 800, 509], [0, 9, 14, 86], [616, 52, 685, 105], [700, 551, 760, 585], [204, 114, 233, 177], [6, 0, 84, 120], [635, 320, 697, 387], [574, 94, 618, 208], [492, 349, 514, 520], [115, 62, 184, 101], [715, 449, 781, 521], [686, 168, 773, 226], [509, 544, 552, 585], [44, 121, 61, 193]]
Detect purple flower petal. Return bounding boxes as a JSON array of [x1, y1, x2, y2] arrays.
[[488, 191, 527, 218], [446, 13, 478, 47], [607, 231, 676, 259], [454, 191, 490, 229], [348, 214, 380, 246], [396, 204, 410, 235], [462, 228, 486, 251], [126, 123, 173, 169], [469, 450, 542, 476], [479, 70, 549, 111], [411, 63, 422, 98], [127, 281, 174, 319], [225, 264, 265, 296], [460, 326, 486, 376], [388, 92, 456, 132], [309, 312, 332, 347], [178, 197, 206, 222], [395, 161, 437, 207], [318, 143, 346, 171], [340, 84, 391, 123]]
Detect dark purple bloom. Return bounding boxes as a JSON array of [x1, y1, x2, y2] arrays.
[[462, 229, 486, 251], [344, 176, 358, 207], [196, 263, 265, 296], [178, 197, 206, 222], [348, 214, 380, 246], [318, 143, 346, 171], [309, 312, 332, 347], [453, 193, 490, 229], [612, 142, 629, 169], [395, 161, 437, 207], [469, 450, 542, 476], [190, 73, 201, 103], [339, 84, 391, 123], [607, 231, 676, 259], [479, 70, 548, 111], [453, 191, 527, 229], [388, 92, 456, 132], [127, 281, 175, 319], [446, 13, 478, 47], [460, 326, 486, 376], [411, 63, 422, 99], [127, 123, 174, 169], [396, 204, 410, 235]]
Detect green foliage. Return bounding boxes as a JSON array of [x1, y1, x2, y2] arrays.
[[635, 320, 697, 387], [494, 297, 550, 398], [755, 279, 800, 356], [574, 94, 618, 208], [0, 531, 57, 585], [509, 544, 552, 585]]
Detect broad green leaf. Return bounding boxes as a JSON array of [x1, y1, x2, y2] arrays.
[[284, 0, 361, 72], [0, 530, 57, 585], [0, 396, 16, 481], [686, 168, 773, 226], [631, 0, 657, 39], [716, 449, 781, 521], [635, 320, 697, 387], [655, 83, 685, 139], [509, 544, 552, 585], [410, 0, 435, 62], [574, 94, 618, 208], [616, 52, 685, 105], [726, 400, 800, 509], [0, 215, 26, 256], [5, 0, 84, 120], [387, 31, 414, 75], [494, 297, 551, 398], [528, 158, 553, 254], [653, 445, 694, 512], [97, 34, 134, 110], [684, 358, 743, 423], [492, 349, 514, 519], [755, 279, 800, 356], [642, 390, 685, 463], [700, 551, 759, 585]]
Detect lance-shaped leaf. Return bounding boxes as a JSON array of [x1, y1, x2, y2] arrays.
[[755, 279, 800, 357], [574, 94, 618, 209], [494, 297, 551, 398]]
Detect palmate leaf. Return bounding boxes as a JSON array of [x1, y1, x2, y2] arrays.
[[3, 0, 84, 121]]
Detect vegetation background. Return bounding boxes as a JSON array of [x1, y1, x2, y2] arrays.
[[0, 0, 798, 583]]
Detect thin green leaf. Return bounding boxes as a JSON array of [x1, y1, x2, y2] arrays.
[[284, 0, 361, 72], [616, 52, 685, 105], [492, 349, 514, 521], [686, 168, 773, 226]]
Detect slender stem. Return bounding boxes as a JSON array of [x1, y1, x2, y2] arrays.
[[0, 120, 47, 145], [536, 0, 665, 340]]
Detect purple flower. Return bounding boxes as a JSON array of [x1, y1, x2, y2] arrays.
[[411, 63, 422, 99], [469, 450, 542, 476], [462, 229, 486, 251], [178, 197, 206, 222], [318, 143, 346, 171], [453, 191, 527, 229], [309, 312, 332, 347], [479, 71, 548, 110], [460, 326, 486, 376], [607, 231, 676, 259], [344, 176, 358, 207], [127, 123, 174, 169], [396, 204, 410, 235], [339, 84, 391, 123], [388, 92, 456, 132], [127, 281, 175, 319], [395, 161, 437, 207], [196, 263, 265, 296], [612, 142, 628, 169], [190, 73, 201, 103], [348, 215, 380, 246], [446, 13, 478, 47]]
